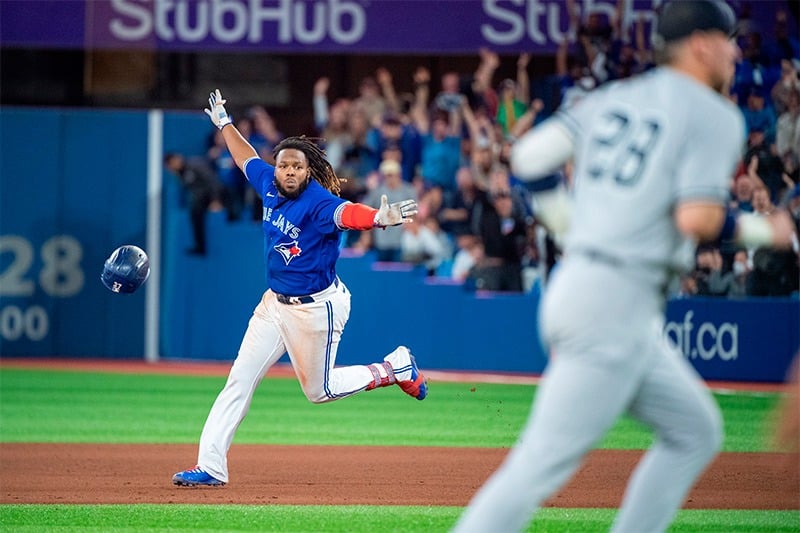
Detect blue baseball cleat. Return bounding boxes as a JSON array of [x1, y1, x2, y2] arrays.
[[397, 353, 428, 400], [172, 466, 225, 487], [399, 354, 428, 400], [384, 346, 428, 400]]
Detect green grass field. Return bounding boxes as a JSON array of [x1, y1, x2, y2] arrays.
[[0, 367, 797, 532]]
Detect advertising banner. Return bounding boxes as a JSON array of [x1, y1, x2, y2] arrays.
[[6, 0, 785, 54], [665, 298, 799, 382]]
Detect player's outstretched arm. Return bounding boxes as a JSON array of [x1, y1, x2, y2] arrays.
[[204, 89, 259, 171], [510, 118, 574, 181], [338, 195, 418, 231], [677, 202, 796, 249], [510, 118, 575, 241]]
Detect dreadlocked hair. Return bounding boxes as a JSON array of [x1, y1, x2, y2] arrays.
[[273, 136, 342, 196]]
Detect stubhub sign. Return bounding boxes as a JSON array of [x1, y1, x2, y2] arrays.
[[664, 298, 799, 382]]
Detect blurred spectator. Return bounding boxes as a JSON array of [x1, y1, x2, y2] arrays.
[[713, 168, 755, 293], [763, 9, 800, 85], [771, 59, 800, 116], [462, 48, 501, 117], [437, 166, 483, 236], [775, 86, 800, 178], [741, 86, 777, 143], [469, 137, 497, 192], [692, 245, 734, 297], [520, 221, 546, 292], [733, 22, 778, 105], [417, 184, 445, 223], [567, 0, 616, 85], [554, 38, 597, 109], [606, 32, 648, 81], [744, 131, 786, 202], [433, 70, 464, 115], [163, 152, 224, 256], [313, 76, 353, 173], [365, 112, 421, 184], [207, 127, 248, 222], [247, 105, 283, 158], [752, 184, 775, 216], [507, 98, 545, 140], [342, 109, 378, 180], [730, 171, 755, 213], [411, 67, 463, 192], [727, 248, 752, 298], [451, 232, 484, 283], [495, 53, 531, 138], [748, 245, 799, 297], [354, 159, 417, 261], [488, 163, 530, 217], [353, 75, 387, 128], [469, 168, 530, 292], [375, 67, 402, 118], [676, 272, 699, 298], [747, 185, 800, 297], [401, 216, 451, 277], [461, 91, 498, 161]]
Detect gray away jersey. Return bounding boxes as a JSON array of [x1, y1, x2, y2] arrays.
[[557, 67, 745, 286]]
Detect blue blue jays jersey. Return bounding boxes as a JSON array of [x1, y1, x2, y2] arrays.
[[244, 157, 348, 296]]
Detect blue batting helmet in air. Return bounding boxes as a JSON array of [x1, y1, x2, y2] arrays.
[[101, 245, 150, 294]]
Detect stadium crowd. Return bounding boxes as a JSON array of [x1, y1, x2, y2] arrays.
[[166, 1, 800, 298]]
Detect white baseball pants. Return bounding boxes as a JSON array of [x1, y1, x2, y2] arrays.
[[453, 255, 723, 533], [196, 279, 381, 482]]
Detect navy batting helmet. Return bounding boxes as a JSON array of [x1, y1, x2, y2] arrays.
[[655, 0, 737, 46], [101, 245, 150, 294]]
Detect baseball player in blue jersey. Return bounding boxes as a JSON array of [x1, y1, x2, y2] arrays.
[[453, 1, 796, 532], [172, 89, 428, 487]]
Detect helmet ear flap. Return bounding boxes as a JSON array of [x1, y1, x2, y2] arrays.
[[101, 245, 150, 294]]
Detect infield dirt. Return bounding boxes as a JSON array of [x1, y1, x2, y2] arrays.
[[1, 443, 798, 509]]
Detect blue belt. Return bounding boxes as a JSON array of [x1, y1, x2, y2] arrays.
[[275, 278, 339, 305]]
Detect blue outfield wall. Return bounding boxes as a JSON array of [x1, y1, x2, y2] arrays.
[[2, 107, 798, 382], [0, 107, 208, 358], [0, 108, 150, 357]]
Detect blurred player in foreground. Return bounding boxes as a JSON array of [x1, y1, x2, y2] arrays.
[[172, 90, 428, 487], [453, 1, 796, 531], [773, 353, 800, 453]]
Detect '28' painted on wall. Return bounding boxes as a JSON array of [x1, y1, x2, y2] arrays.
[[0, 235, 84, 342]]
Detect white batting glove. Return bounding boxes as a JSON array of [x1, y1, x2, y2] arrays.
[[204, 89, 232, 130], [373, 195, 418, 227]]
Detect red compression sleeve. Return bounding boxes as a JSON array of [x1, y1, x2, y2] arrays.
[[340, 202, 378, 230]]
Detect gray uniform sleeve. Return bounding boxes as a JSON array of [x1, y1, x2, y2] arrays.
[[674, 104, 745, 204]]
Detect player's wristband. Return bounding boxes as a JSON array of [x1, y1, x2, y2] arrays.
[[339, 202, 379, 231], [525, 173, 561, 193]]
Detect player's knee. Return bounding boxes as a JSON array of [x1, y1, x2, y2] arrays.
[[676, 403, 724, 458], [702, 406, 725, 455], [303, 388, 334, 404]]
